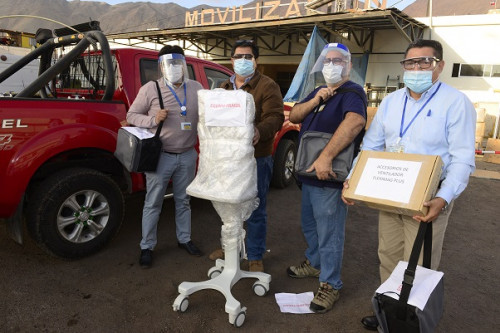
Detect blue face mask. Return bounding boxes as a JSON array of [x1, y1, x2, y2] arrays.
[[233, 58, 255, 77], [403, 70, 433, 94]]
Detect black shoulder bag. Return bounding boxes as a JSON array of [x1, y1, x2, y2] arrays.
[[374, 222, 444, 333], [114, 81, 165, 172]]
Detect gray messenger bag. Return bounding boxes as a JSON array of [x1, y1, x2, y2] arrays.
[[295, 88, 366, 182]]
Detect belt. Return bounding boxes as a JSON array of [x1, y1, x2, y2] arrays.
[[162, 150, 180, 154]]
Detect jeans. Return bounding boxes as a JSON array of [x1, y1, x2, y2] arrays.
[[140, 148, 197, 250], [301, 183, 347, 290], [245, 155, 273, 260]]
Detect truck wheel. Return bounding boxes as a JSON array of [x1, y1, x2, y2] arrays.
[[27, 168, 124, 258], [271, 139, 296, 189]]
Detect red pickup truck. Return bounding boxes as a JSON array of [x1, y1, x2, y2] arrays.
[[0, 29, 299, 258]]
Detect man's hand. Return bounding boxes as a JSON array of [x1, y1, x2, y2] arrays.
[[413, 197, 447, 223], [155, 109, 168, 124], [341, 180, 355, 205], [253, 127, 260, 145], [315, 86, 338, 105], [306, 155, 336, 180]]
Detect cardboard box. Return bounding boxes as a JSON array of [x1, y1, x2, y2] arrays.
[[475, 107, 486, 122], [365, 107, 378, 130], [483, 138, 500, 164], [475, 122, 486, 137], [344, 151, 443, 216]]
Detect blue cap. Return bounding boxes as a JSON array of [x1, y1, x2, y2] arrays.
[[323, 43, 350, 56]]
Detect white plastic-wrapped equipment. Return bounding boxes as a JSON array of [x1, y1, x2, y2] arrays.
[[174, 89, 271, 328], [187, 88, 257, 203]]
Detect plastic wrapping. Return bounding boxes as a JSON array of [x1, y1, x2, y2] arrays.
[[187, 89, 257, 203], [212, 198, 259, 259]]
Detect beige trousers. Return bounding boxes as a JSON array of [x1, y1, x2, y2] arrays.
[[377, 201, 454, 283]]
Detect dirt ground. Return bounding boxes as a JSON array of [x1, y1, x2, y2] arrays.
[[0, 157, 499, 333]]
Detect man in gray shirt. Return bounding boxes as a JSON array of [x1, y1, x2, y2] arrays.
[[127, 45, 203, 268]]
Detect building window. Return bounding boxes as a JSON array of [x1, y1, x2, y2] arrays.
[[452, 63, 500, 78]]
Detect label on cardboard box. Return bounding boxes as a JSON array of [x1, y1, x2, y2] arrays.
[[344, 151, 443, 216], [354, 158, 422, 204]]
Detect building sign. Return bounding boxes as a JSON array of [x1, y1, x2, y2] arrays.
[[185, 0, 311, 27]]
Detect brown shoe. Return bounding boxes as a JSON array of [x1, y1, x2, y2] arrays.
[[309, 282, 340, 313], [209, 248, 224, 261], [249, 260, 264, 272]]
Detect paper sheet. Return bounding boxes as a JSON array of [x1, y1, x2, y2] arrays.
[[355, 158, 422, 204], [204, 89, 248, 127], [274, 292, 314, 314], [376, 261, 444, 310], [121, 127, 154, 139]]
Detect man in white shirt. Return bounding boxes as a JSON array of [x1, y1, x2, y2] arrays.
[[342, 39, 476, 330]]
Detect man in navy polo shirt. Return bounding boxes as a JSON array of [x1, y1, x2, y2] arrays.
[[287, 43, 367, 313]]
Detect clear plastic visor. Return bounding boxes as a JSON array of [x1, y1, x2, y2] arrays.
[[310, 46, 351, 74], [158, 53, 188, 84]]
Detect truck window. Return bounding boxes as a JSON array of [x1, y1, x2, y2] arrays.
[[56, 54, 118, 95], [140, 58, 195, 86], [204, 67, 230, 89]]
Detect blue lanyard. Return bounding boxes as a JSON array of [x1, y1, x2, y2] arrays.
[[399, 83, 441, 139], [165, 81, 187, 116]]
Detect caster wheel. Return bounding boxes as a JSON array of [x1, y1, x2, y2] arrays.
[[208, 267, 222, 279], [252, 282, 269, 296], [179, 297, 189, 312], [173, 295, 189, 312], [234, 310, 246, 328]]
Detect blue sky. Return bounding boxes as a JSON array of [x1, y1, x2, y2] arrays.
[[77, 0, 416, 10]]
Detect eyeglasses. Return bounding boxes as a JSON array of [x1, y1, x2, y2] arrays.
[[235, 39, 254, 45], [232, 54, 254, 60], [323, 57, 345, 65], [400, 56, 441, 70], [166, 59, 184, 66]]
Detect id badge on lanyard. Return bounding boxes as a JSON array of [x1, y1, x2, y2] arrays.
[[387, 83, 442, 153], [386, 137, 405, 153]]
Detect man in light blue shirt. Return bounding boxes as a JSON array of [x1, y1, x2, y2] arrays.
[[342, 39, 476, 331]]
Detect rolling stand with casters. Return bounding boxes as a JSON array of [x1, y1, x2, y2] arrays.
[[172, 200, 271, 327], [172, 89, 271, 328]]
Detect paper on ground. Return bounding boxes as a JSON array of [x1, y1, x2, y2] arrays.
[[376, 261, 444, 310], [122, 127, 154, 139], [275, 292, 314, 314]]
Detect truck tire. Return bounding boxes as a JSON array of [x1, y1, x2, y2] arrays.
[[27, 168, 124, 258], [271, 139, 296, 189]]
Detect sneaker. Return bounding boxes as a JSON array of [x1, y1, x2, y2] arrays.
[[287, 259, 320, 278], [139, 249, 153, 268], [209, 248, 224, 261], [249, 260, 264, 272], [309, 282, 340, 313]]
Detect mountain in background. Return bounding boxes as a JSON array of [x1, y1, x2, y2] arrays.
[[0, 0, 495, 35], [0, 0, 193, 34]]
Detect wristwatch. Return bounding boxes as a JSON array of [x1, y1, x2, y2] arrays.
[[441, 198, 449, 212]]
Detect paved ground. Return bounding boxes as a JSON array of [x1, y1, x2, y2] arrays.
[[0, 157, 498, 332]]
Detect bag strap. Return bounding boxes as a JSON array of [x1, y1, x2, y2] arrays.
[[153, 80, 165, 138], [397, 222, 433, 312], [304, 87, 367, 132]]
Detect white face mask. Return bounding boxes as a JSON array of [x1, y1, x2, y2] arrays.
[[165, 64, 183, 83], [322, 63, 343, 84]]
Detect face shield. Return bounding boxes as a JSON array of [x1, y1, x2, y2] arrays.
[[158, 53, 188, 86], [310, 43, 351, 84]]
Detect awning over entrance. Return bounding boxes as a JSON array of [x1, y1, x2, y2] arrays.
[[106, 8, 427, 59]]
